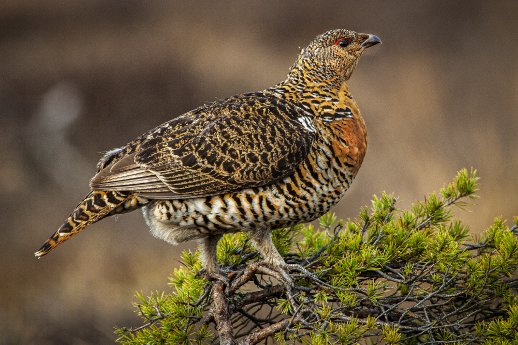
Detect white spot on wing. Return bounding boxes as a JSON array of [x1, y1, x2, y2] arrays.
[[297, 116, 315, 132]]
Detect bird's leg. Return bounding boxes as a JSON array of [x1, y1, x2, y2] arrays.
[[247, 229, 320, 283], [246, 230, 330, 295], [199, 234, 229, 284], [248, 229, 294, 285], [246, 228, 303, 309], [249, 228, 286, 266]]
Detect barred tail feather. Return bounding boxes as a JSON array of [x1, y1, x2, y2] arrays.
[[34, 191, 134, 257]]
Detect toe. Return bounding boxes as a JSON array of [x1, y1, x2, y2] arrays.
[[205, 271, 230, 285]]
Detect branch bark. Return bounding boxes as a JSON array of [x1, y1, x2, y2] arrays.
[[238, 317, 299, 345], [211, 281, 236, 345]]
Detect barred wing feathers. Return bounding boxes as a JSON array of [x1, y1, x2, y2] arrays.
[[90, 93, 315, 199]]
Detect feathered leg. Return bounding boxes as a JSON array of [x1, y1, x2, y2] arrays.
[[246, 228, 302, 307], [249, 228, 325, 308], [200, 234, 230, 284], [249, 228, 286, 266]]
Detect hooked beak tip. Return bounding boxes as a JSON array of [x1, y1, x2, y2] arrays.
[[361, 34, 382, 48]]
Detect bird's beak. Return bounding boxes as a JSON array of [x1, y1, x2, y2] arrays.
[[360, 34, 382, 48]]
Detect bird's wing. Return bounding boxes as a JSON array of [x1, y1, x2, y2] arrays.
[[90, 94, 316, 199]]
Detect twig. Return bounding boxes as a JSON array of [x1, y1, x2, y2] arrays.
[[238, 317, 300, 345]]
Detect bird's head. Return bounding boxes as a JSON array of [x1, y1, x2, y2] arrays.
[[290, 29, 381, 83]]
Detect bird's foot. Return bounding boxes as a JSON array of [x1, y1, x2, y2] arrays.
[[193, 269, 230, 308], [255, 262, 319, 286], [206, 271, 231, 286], [197, 268, 230, 286], [260, 261, 295, 287], [236, 260, 301, 309]]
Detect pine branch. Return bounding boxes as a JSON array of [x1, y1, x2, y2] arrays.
[[116, 168, 518, 345]]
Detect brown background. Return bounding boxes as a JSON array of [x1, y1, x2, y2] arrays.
[[1, 1, 517, 344]]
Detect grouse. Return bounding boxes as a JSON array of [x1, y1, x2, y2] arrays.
[[35, 29, 381, 279]]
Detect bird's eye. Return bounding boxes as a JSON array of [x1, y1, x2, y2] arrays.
[[334, 37, 352, 48]]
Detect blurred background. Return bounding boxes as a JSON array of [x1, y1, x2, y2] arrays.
[[1, 1, 517, 343]]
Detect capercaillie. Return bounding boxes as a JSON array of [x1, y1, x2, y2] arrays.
[[35, 29, 381, 280]]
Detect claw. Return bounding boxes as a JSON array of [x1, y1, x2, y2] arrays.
[[204, 271, 230, 286], [196, 267, 231, 286], [250, 261, 301, 310]]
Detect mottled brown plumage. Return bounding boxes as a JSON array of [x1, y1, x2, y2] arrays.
[[35, 29, 381, 278]]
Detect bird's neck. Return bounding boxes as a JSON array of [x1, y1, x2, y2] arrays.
[[285, 61, 347, 92], [270, 69, 354, 118]]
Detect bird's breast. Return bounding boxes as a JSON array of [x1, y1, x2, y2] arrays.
[[314, 95, 367, 178]]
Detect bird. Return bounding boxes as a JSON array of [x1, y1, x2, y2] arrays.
[[35, 29, 381, 282]]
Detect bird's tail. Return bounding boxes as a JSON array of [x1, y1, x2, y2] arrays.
[[34, 190, 147, 257]]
